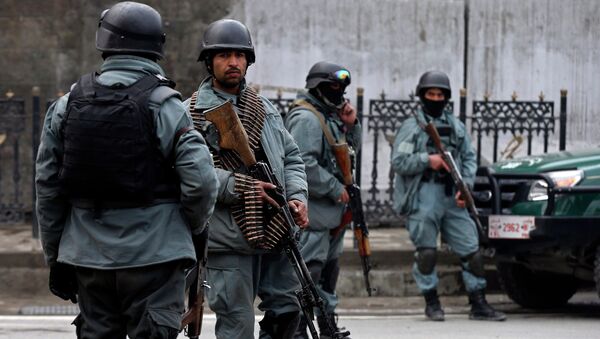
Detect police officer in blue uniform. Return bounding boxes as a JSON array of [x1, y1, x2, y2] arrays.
[[391, 71, 506, 322], [285, 61, 360, 338], [188, 19, 309, 339], [35, 2, 219, 338]]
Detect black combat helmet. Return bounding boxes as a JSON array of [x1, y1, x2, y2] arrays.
[[95, 1, 166, 60], [305, 61, 351, 89], [415, 71, 452, 99], [197, 19, 255, 65]]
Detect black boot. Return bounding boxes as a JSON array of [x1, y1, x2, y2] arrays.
[[292, 315, 309, 339], [317, 313, 350, 339], [317, 314, 333, 339], [259, 311, 301, 339], [423, 289, 445, 321], [468, 289, 507, 321]]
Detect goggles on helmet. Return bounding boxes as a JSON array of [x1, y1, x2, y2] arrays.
[[308, 69, 351, 87]]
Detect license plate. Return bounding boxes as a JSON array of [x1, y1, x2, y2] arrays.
[[488, 215, 536, 239]]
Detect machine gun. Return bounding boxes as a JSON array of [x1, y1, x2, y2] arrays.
[[418, 117, 488, 245], [181, 228, 209, 339], [331, 144, 374, 296], [204, 101, 350, 339]]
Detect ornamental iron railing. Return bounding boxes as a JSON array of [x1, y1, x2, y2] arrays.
[[358, 89, 567, 227]]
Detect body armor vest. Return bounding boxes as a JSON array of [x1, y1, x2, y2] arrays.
[[59, 72, 179, 207]]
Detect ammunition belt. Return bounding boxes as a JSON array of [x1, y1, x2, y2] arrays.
[[189, 86, 290, 249]]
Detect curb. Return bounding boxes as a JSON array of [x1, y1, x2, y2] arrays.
[[0, 249, 501, 298]]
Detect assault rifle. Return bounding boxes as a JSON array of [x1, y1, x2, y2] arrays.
[[181, 228, 209, 339], [417, 115, 488, 245], [331, 144, 374, 296], [204, 101, 350, 339]]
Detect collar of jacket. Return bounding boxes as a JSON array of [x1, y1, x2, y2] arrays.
[[100, 55, 165, 76], [194, 76, 249, 110]]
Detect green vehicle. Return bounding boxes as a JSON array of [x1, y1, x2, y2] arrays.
[[474, 149, 600, 308]]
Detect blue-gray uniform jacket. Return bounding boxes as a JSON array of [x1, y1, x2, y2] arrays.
[[187, 78, 308, 254], [36, 56, 219, 269], [391, 109, 477, 215], [284, 91, 362, 231]]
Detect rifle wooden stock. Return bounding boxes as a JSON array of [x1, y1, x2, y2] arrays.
[[181, 265, 203, 339], [331, 143, 353, 186], [354, 227, 371, 257], [181, 227, 209, 339], [331, 144, 374, 296], [425, 123, 444, 151], [204, 101, 256, 166]]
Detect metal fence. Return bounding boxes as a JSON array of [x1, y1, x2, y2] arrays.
[[0, 87, 568, 233], [470, 91, 567, 165], [0, 89, 42, 229], [354, 89, 567, 227]]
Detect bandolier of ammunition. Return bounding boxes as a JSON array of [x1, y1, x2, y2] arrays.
[[189, 87, 290, 250]]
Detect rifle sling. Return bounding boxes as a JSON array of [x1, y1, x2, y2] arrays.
[[292, 99, 344, 146]]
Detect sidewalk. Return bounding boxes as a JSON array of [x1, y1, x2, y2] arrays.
[[0, 223, 504, 315]]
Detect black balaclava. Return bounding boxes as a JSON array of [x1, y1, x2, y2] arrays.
[[421, 97, 447, 118], [312, 83, 346, 110]]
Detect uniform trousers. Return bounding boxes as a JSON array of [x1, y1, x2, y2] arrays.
[[206, 252, 301, 339], [406, 181, 486, 293], [297, 227, 346, 315], [73, 260, 186, 339]]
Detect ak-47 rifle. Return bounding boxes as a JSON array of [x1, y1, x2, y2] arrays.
[[204, 101, 350, 339], [181, 227, 209, 339], [416, 115, 488, 245], [331, 144, 374, 296]]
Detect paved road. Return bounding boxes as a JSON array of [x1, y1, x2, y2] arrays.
[[1, 310, 600, 339], [2, 292, 599, 338]]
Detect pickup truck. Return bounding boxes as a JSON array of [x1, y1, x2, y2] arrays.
[[473, 149, 600, 308]]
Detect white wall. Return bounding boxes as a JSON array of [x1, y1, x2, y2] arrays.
[[232, 0, 600, 183], [244, 0, 465, 103], [467, 0, 600, 153]]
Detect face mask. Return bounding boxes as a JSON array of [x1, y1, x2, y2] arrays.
[[421, 98, 447, 118], [316, 84, 346, 109]]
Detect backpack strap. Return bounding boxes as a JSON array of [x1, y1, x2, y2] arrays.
[[127, 74, 163, 98], [78, 72, 97, 97], [291, 99, 338, 146], [149, 75, 182, 105], [66, 72, 96, 105], [62, 72, 98, 139]]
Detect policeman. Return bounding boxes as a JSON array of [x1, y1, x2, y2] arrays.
[[35, 2, 219, 338], [285, 61, 360, 338], [188, 19, 309, 339], [391, 71, 506, 322]]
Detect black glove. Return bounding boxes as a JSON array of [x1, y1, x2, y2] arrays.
[[49, 263, 78, 304]]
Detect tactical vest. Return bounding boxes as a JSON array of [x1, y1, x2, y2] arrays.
[[59, 72, 180, 208]]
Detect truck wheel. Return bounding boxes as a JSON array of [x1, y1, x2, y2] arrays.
[[497, 262, 578, 308]]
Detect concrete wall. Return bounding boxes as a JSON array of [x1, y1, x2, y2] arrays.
[[0, 0, 241, 99], [1, 0, 598, 214], [466, 0, 600, 152], [0, 0, 240, 214], [1, 0, 597, 143], [240, 0, 600, 184]]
